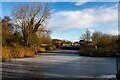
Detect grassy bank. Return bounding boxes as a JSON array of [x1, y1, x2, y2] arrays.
[[2, 44, 56, 62]]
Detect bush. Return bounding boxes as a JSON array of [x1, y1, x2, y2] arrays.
[[36, 44, 56, 53], [37, 47, 46, 52], [2, 44, 35, 62], [24, 48, 35, 57], [80, 46, 117, 57], [45, 45, 55, 51], [2, 46, 11, 61]]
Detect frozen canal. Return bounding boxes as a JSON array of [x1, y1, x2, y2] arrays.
[[2, 49, 117, 79]]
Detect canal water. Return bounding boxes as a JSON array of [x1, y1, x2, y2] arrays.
[[2, 49, 117, 79]]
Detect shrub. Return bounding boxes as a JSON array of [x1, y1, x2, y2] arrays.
[[2, 44, 35, 62], [11, 44, 25, 58], [37, 47, 46, 52], [2, 46, 11, 61], [24, 48, 35, 57], [80, 46, 117, 57]]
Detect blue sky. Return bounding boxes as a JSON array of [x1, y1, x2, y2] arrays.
[[1, 2, 118, 42]]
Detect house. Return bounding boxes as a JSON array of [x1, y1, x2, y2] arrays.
[[73, 41, 80, 46], [52, 39, 72, 48]]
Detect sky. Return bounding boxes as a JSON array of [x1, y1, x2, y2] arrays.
[[1, 2, 118, 42]]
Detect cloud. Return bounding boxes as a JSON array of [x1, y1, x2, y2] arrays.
[[75, 0, 90, 6], [107, 30, 118, 35], [47, 4, 118, 31]]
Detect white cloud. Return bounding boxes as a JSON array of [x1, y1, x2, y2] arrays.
[[47, 4, 118, 31], [75, 0, 90, 6], [107, 30, 118, 35]]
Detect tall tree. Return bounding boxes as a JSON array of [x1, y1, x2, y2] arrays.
[[12, 3, 51, 46], [91, 31, 103, 46], [0, 17, 2, 45], [91, 31, 117, 47], [2, 16, 14, 45], [81, 28, 91, 41]]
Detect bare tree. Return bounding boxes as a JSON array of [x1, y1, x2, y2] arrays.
[[12, 3, 51, 46], [2, 16, 14, 45], [81, 28, 91, 41], [91, 31, 102, 46], [0, 17, 2, 45]]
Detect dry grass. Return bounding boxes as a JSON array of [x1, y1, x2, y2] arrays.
[[80, 46, 117, 57], [2, 47, 11, 61], [2, 44, 35, 62], [37, 47, 46, 52], [37, 45, 56, 52], [2, 44, 56, 62]]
